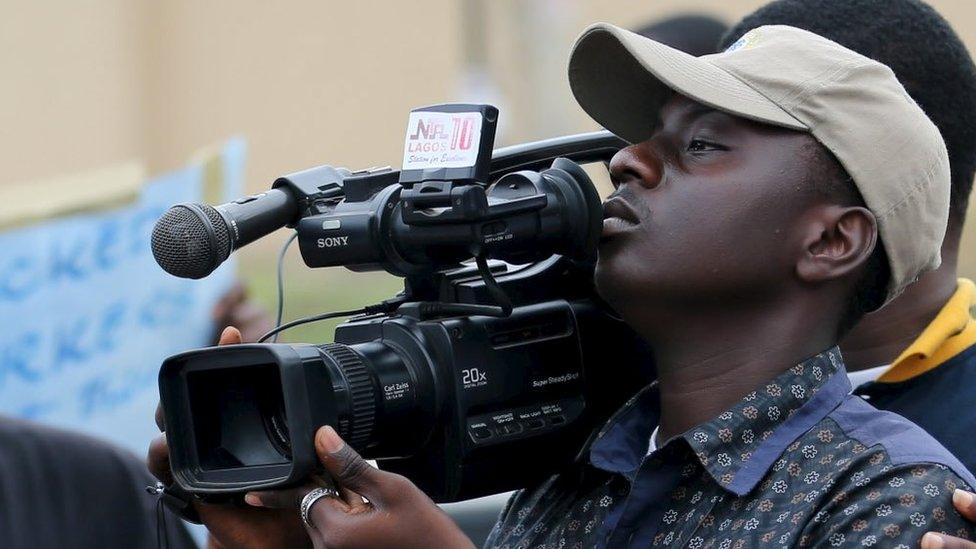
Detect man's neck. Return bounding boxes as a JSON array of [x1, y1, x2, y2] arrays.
[[840, 247, 959, 372], [636, 301, 839, 442]]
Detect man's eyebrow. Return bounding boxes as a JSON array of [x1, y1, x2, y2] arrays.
[[651, 102, 726, 137], [658, 102, 723, 131], [683, 104, 721, 122]]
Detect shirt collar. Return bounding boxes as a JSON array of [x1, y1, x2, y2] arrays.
[[588, 347, 852, 497], [877, 278, 976, 383], [586, 382, 661, 475]]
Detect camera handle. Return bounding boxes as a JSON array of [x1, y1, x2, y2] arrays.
[[399, 182, 546, 226]]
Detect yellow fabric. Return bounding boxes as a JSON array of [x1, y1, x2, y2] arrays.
[[0, 162, 144, 232], [877, 278, 976, 383]]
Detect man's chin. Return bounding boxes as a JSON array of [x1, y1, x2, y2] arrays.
[[594, 253, 662, 320], [593, 258, 627, 310]]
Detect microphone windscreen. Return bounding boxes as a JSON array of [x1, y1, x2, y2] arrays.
[[151, 203, 231, 279]]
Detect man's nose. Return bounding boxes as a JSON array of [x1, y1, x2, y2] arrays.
[[608, 142, 664, 190]]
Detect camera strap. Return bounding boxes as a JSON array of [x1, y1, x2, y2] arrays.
[[146, 481, 203, 525]]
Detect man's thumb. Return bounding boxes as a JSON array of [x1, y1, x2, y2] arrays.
[[315, 426, 384, 500], [217, 326, 242, 346]]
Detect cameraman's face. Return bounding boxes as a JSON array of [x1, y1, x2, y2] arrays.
[[596, 94, 822, 323]]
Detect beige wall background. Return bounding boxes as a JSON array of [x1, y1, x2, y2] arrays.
[[2, 0, 974, 292]]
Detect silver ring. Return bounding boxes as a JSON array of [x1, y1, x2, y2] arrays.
[[300, 486, 340, 529]]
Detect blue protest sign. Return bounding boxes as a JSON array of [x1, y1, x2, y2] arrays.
[[0, 139, 245, 455]]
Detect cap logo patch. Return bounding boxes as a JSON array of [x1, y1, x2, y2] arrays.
[[724, 30, 761, 53]]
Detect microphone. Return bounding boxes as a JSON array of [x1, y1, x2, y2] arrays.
[[151, 188, 298, 279]]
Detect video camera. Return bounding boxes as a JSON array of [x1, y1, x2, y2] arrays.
[[151, 104, 653, 502]]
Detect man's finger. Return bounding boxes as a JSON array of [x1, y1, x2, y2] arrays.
[[147, 434, 173, 485], [922, 532, 976, 549], [340, 486, 369, 512], [954, 489, 976, 520], [306, 493, 359, 534], [315, 426, 391, 503], [243, 485, 333, 510], [155, 403, 165, 432], [218, 326, 243, 346]]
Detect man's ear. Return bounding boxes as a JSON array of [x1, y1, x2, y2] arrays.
[[795, 205, 878, 285]]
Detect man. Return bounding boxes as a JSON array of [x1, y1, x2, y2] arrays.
[[150, 23, 976, 547], [724, 0, 976, 480], [721, 3, 976, 547]]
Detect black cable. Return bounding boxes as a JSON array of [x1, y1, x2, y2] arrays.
[[475, 254, 513, 316], [258, 308, 367, 343], [406, 255, 514, 319], [272, 231, 299, 343], [263, 227, 408, 343], [155, 497, 169, 549], [257, 299, 404, 343]]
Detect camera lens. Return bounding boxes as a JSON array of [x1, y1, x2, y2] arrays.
[[310, 340, 436, 457], [318, 343, 378, 449], [185, 361, 294, 471], [163, 330, 438, 493], [264, 401, 292, 459]]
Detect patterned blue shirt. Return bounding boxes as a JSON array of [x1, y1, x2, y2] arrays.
[[486, 348, 976, 548]]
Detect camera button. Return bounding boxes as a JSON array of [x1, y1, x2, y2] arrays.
[[500, 423, 523, 436], [471, 426, 493, 440]]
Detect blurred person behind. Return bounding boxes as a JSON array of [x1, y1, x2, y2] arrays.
[[0, 416, 195, 548], [634, 13, 727, 56]]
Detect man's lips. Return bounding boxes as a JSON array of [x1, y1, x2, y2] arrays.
[[601, 197, 640, 240], [603, 197, 640, 224]]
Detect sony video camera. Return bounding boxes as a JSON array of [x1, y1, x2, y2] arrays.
[[151, 104, 653, 502]]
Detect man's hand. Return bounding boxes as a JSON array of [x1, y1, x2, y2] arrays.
[[922, 489, 976, 549], [148, 327, 311, 549], [244, 425, 475, 549]]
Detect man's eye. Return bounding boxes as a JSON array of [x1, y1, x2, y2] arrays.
[[687, 139, 724, 152]]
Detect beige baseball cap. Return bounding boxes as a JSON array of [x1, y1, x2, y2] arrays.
[[568, 23, 950, 303]]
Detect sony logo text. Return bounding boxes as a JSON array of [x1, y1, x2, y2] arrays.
[[317, 236, 349, 248]]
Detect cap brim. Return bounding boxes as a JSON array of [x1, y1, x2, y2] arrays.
[[568, 23, 807, 143]]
